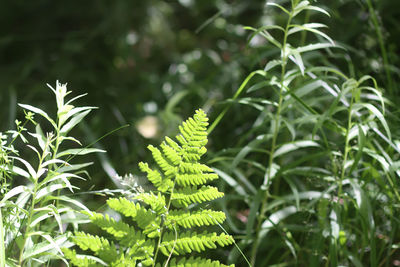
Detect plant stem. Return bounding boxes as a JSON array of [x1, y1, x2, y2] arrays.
[[365, 0, 394, 96], [208, 70, 267, 135], [52, 127, 62, 208], [250, 6, 293, 265], [18, 140, 49, 265], [152, 181, 176, 267], [338, 83, 355, 197], [18, 183, 38, 265]]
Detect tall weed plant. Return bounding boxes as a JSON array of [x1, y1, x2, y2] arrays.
[[209, 0, 400, 266], [0, 82, 103, 266]]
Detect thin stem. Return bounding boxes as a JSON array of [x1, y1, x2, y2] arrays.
[[338, 86, 355, 197], [52, 124, 62, 208], [250, 6, 294, 265], [152, 181, 177, 267], [18, 183, 38, 265], [208, 70, 267, 135], [18, 139, 49, 266]]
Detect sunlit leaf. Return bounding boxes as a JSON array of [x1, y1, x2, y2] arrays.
[[56, 148, 105, 158], [18, 104, 56, 128], [274, 140, 320, 158]]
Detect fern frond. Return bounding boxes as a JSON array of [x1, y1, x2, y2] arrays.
[[62, 248, 102, 267], [148, 145, 177, 177], [135, 192, 166, 215], [167, 209, 226, 228], [72, 232, 118, 262], [107, 197, 156, 223], [86, 211, 131, 238], [160, 141, 182, 165], [120, 239, 155, 267], [160, 256, 234, 267], [138, 162, 173, 192], [176, 110, 209, 162], [178, 162, 214, 174], [176, 172, 218, 186], [110, 254, 137, 267], [160, 231, 234, 256], [66, 109, 234, 266], [164, 136, 182, 153], [107, 197, 161, 237], [172, 185, 224, 207], [124, 238, 155, 263]]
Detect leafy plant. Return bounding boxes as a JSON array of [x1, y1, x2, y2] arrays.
[[64, 109, 235, 266], [0, 82, 103, 266], [208, 0, 400, 266]]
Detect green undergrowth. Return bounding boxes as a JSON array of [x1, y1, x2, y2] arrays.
[[0, 82, 103, 266], [0, 1, 399, 266], [63, 109, 235, 266], [209, 0, 400, 266]]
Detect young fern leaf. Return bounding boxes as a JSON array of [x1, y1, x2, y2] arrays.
[[158, 256, 232, 267], [167, 209, 226, 229], [65, 109, 234, 266], [159, 231, 234, 255], [62, 249, 100, 267], [72, 232, 119, 262]]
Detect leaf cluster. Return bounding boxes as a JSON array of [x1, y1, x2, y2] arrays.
[[0, 82, 103, 266], [64, 109, 234, 266], [208, 1, 400, 266]]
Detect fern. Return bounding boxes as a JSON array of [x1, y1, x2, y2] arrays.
[[64, 109, 234, 266]]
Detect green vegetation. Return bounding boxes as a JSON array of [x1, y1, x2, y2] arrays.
[[0, 82, 103, 265], [0, 0, 400, 266], [63, 109, 234, 266]]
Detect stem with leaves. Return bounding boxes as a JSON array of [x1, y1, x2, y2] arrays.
[[338, 82, 355, 197], [249, 3, 294, 265], [18, 134, 52, 265]]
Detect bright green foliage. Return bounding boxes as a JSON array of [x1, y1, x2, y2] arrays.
[[0, 82, 102, 266], [157, 256, 232, 267], [64, 109, 234, 266]]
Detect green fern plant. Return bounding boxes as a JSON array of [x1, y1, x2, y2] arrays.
[[64, 109, 234, 266]]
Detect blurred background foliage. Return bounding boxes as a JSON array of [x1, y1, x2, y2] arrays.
[[1, 0, 399, 247], [0, 0, 268, 191]]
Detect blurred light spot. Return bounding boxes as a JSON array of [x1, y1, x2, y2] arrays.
[[215, 18, 226, 29], [162, 82, 172, 94], [169, 64, 177, 74], [217, 39, 228, 50], [193, 50, 201, 60], [126, 31, 138, 45], [177, 63, 188, 73], [137, 116, 159, 139], [249, 34, 265, 47], [261, 16, 274, 28], [205, 50, 222, 65], [370, 59, 381, 72], [179, 0, 193, 7], [143, 101, 157, 113], [183, 50, 202, 62], [233, 25, 245, 36], [180, 72, 193, 84]]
